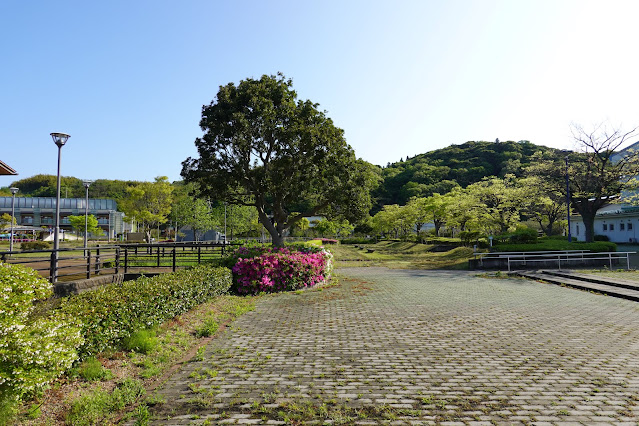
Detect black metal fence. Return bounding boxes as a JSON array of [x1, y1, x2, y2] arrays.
[[0, 242, 240, 283]]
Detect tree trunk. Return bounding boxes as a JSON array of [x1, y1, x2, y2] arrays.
[[434, 219, 443, 237], [257, 211, 286, 247], [581, 211, 596, 243]]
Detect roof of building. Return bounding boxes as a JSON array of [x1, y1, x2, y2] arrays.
[[0, 160, 17, 175], [0, 196, 118, 211]]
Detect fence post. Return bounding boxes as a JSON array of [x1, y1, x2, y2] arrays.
[[198, 246, 201, 264], [172, 248, 177, 272], [124, 248, 129, 273], [50, 251, 57, 283], [86, 249, 91, 279], [609, 253, 613, 270], [157, 245, 161, 267], [95, 247, 101, 275], [628, 253, 631, 270], [558, 254, 561, 270], [115, 247, 120, 275]]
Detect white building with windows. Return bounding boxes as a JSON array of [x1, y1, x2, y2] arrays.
[[570, 204, 639, 243]]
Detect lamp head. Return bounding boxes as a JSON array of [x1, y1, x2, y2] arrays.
[[9, 187, 18, 195], [83, 180, 92, 189], [50, 132, 70, 147]]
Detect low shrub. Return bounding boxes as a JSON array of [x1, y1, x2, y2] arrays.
[[72, 357, 113, 382], [0, 263, 83, 420], [231, 247, 333, 295], [508, 227, 538, 244], [494, 240, 617, 252], [121, 329, 158, 354], [459, 231, 482, 246], [58, 265, 232, 358], [19, 241, 50, 251], [340, 237, 376, 244], [320, 238, 338, 245]]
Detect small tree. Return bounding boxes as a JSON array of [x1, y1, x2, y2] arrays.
[[120, 176, 174, 242], [67, 215, 103, 240], [0, 213, 16, 230]]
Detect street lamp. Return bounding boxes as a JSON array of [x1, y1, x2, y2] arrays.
[[51, 132, 70, 282], [108, 210, 114, 242], [565, 154, 572, 242], [83, 180, 92, 249], [9, 187, 18, 253]]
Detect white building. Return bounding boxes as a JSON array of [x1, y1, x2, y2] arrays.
[[570, 204, 639, 243]]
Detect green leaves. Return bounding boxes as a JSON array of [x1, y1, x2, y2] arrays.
[[0, 263, 83, 406], [59, 265, 232, 358], [183, 73, 375, 246]]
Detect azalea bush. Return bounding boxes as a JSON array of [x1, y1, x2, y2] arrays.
[[230, 247, 333, 294], [59, 265, 232, 358], [0, 263, 83, 419]]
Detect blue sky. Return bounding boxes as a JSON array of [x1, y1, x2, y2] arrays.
[[2, 0, 639, 184]]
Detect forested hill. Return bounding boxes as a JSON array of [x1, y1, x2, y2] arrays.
[[374, 140, 558, 207], [3, 174, 140, 200]]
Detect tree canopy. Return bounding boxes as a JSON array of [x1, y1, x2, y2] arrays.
[[182, 73, 377, 246], [374, 140, 557, 207], [119, 176, 174, 242], [526, 123, 639, 242]]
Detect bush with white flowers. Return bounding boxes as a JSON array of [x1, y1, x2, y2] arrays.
[[0, 263, 83, 415]]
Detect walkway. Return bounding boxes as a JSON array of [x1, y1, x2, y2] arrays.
[[149, 268, 639, 425]]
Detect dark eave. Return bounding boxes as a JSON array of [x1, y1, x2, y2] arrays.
[[0, 160, 17, 176]]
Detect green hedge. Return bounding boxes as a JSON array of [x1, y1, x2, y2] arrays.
[[493, 240, 617, 253], [59, 265, 232, 358], [0, 263, 83, 419], [340, 237, 376, 244]]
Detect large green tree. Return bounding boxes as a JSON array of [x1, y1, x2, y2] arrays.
[[527, 123, 639, 242], [182, 73, 376, 247]]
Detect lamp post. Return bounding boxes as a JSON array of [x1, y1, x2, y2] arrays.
[[83, 180, 91, 249], [51, 132, 70, 282], [565, 154, 572, 242], [9, 187, 18, 253]]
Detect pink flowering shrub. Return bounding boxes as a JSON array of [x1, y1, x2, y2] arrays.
[[231, 247, 333, 294]]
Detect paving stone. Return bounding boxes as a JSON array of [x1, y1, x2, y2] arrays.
[[147, 268, 639, 425]]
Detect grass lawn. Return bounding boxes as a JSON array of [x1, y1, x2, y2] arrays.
[[330, 240, 474, 270]]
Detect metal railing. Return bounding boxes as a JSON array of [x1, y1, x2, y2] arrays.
[[0, 241, 241, 283], [473, 250, 636, 272]]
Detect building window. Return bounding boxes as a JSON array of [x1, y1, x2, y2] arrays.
[[621, 223, 625, 231], [603, 224, 608, 231], [576, 225, 579, 235], [610, 224, 615, 231], [630, 223, 634, 231]]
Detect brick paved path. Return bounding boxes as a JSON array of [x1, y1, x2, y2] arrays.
[[149, 268, 639, 425]]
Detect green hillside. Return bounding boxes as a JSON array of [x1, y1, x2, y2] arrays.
[[374, 140, 559, 207]]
